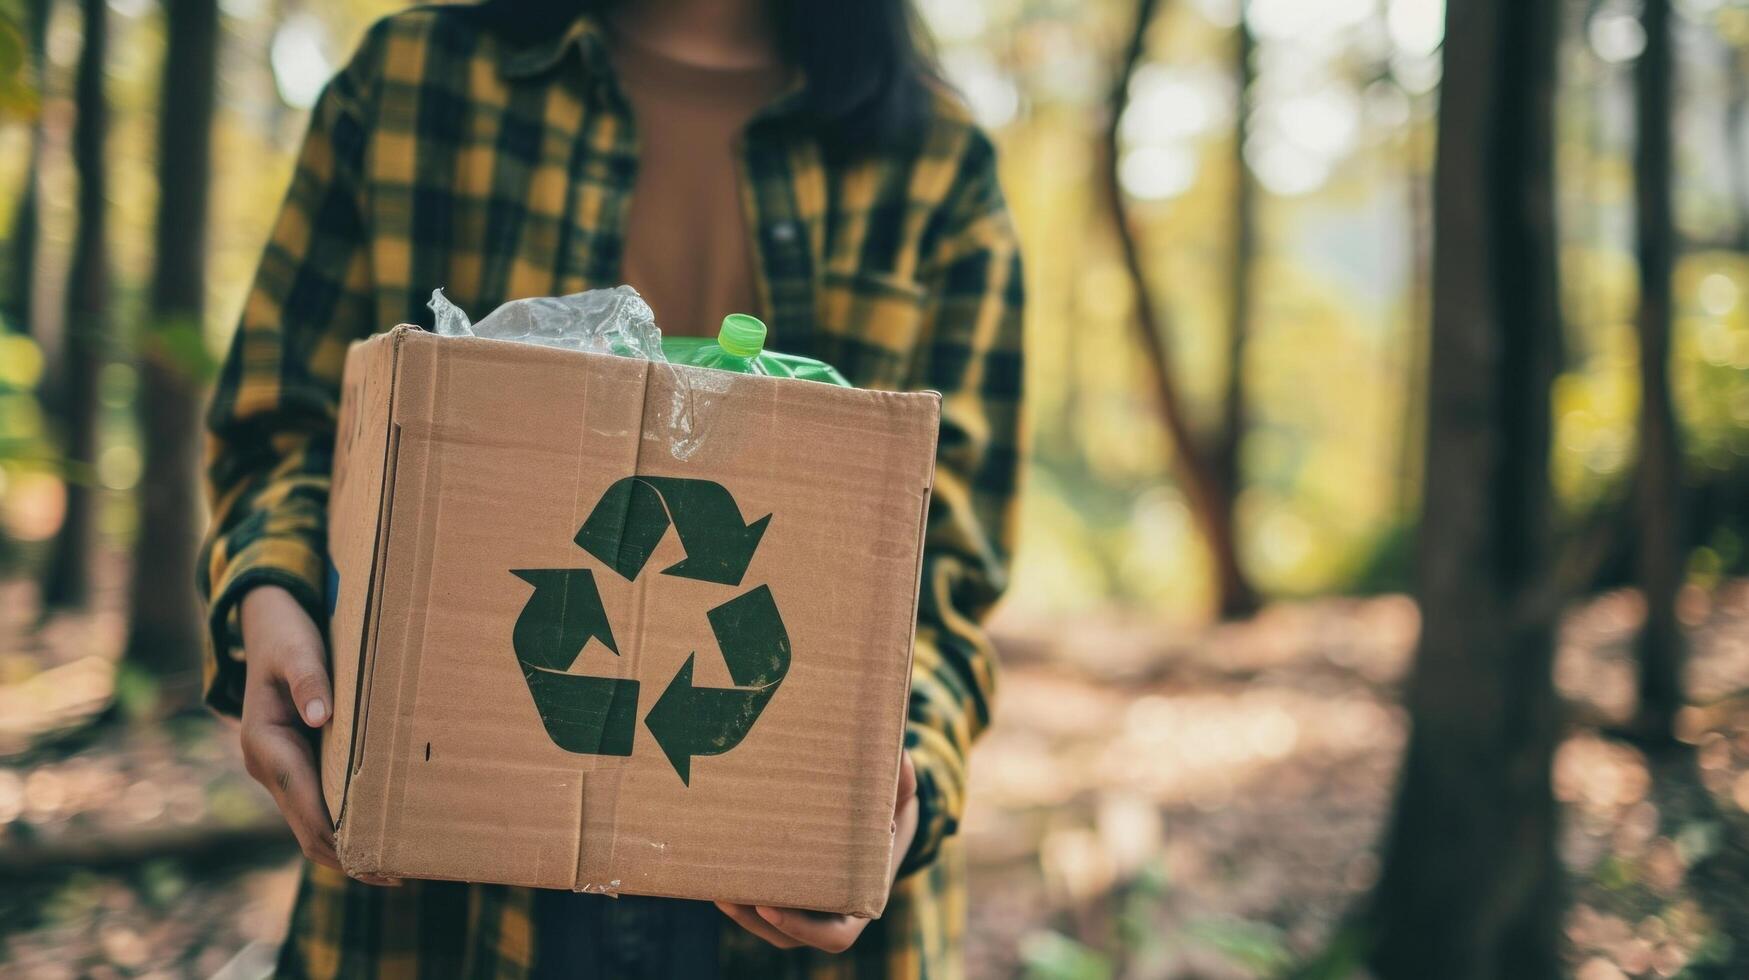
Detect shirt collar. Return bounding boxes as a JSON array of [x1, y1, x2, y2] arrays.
[[495, 12, 603, 80], [493, 12, 811, 122]]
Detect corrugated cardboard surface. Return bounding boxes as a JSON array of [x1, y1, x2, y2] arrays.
[[323, 327, 939, 917]]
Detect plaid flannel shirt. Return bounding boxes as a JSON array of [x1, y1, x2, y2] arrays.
[[198, 6, 1022, 978]]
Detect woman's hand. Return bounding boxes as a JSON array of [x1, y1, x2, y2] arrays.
[[715, 752, 920, 953], [238, 585, 396, 884]]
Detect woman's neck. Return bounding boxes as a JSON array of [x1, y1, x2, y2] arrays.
[[607, 0, 778, 70]]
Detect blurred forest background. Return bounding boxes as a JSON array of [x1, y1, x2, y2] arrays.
[[1, 0, 1748, 977]]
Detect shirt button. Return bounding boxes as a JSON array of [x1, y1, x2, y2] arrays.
[[769, 222, 798, 244]]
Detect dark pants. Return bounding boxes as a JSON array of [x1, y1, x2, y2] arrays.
[[530, 890, 721, 979]]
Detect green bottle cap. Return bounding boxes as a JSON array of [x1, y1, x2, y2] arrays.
[[718, 313, 767, 358]]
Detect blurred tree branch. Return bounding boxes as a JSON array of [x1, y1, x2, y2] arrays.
[[0, 818, 292, 877], [2, 0, 47, 339], [1099, 0, 1260, 620]]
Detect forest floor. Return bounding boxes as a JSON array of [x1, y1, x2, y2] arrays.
[[4, 563, 1749, 979]]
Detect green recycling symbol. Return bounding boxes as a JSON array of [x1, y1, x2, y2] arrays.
[[510, 477, 790, 785]]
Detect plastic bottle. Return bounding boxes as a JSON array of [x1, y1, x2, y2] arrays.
[[661, 314, 850, 387]]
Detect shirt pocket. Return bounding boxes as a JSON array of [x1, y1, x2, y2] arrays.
[[814, 269, 930, 390]]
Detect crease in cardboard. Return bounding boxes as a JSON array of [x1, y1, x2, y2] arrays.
[[343, 421, 400, 805], [595, 360, 662, 887], [603, 360, 668, 881], [567, 356, 656, 892], [334, 333, 407, 831], [565, 365, 598, 891], [372, 333, 447, 873]]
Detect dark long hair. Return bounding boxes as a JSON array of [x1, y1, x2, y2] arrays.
[[466, 0, 941, 159]]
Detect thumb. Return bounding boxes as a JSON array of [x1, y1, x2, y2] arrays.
[[242, 585, 334, 729], [250, 587, 333, 729], [283, 636, 334, 729]]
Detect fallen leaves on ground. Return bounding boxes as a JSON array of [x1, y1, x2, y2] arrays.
[[5, 579, 1749, 978]]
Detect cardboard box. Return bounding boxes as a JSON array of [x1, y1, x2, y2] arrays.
[[321, 326, 939, 916]]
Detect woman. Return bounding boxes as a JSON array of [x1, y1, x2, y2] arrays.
[[199, 0, 1022, 975]]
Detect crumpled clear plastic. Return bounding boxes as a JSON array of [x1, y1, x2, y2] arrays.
[[426, 286, 707, 460], [428, 286, 667, 362]]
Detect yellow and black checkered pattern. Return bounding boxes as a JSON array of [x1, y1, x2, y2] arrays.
[[198, 6, 1022, 977]]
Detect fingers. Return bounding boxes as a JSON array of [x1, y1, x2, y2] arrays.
[[350, 872, 403, 888], [894, 751, 917, 814], [887, 785, 922, 890], [242, 586, 333, 728], [718, 900, 872, 953], [239, 584, 331, 727], [754, 906, 867, 955], [719, 757, 917, 953], [241, 724, 398, 886], [715, 902, 803, 950], [312, 860, 401, 889], [237, 585, 350, 874], [242, 719, 340, 870]]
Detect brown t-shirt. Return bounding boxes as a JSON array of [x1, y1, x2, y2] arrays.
[[610, 32, 791, 339]]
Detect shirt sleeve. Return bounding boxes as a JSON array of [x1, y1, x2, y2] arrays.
[[899, 130, 1025, 876], [196, 36, 381, 717]]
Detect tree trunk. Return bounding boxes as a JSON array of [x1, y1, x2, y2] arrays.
[[1100, 0, 1259, 620], [4, 0, 49, 337], [1630, 0, 1685, 743], [1729, 46, 1748, 254], [1394, 90, 1433, 528], [1210, 7, 1258, 620], [1366, 0, 1565, 976], [42, 0, 108, 610], [122, 0, 216, 701]]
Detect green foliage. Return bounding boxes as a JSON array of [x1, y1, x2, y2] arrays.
[[144, 313, 221, 386], [1115, 860, 1172, 968], [1285, 923, 1371, 980], [135, 860, 189, 908], [41, 870, 105, 924], [1692, 525, 1745, 589], [1681, 928, 1735, 975], [204, 780, 267, 828], [1345, 520, 1415, 595], [0, 5, 38, 120], [0, 0, 1743, 621], [1022, 856, 1337, 978], [111, 661, 162, 720], [0, 334, 46, 444], [1595, 853, 1639, 892], [1020, 930, 1114, 980], [0, 333, 60, 571], [981, 1, 1749, 616], [1179, 917, 1295, 975]]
